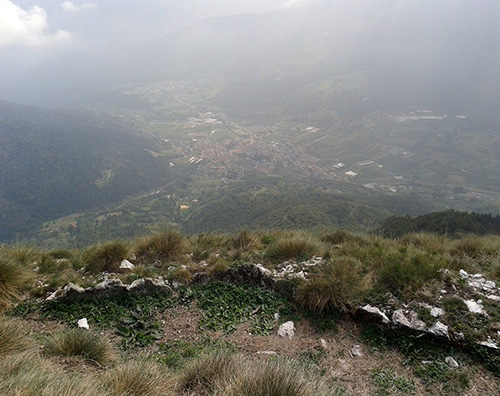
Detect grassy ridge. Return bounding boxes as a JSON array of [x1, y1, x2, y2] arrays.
[[2, 228, 500, 394]]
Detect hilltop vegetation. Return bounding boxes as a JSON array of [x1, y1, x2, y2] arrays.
[[1, 228, 500, 395], [381, 210, 500, 238]]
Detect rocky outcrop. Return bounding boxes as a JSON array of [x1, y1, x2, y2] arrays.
[[45, 277, 172, 302]]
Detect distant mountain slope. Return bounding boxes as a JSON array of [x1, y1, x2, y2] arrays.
[[0, 101, 173, 241], [379, 210, 500, 238], [138, 0, 500, 119]]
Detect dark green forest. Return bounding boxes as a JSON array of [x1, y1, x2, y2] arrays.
[[380, 209, 500, 238], [0, 101, 174, 240]]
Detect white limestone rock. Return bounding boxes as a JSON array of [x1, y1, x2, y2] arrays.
[[277, 321, 295, 340], [428, 321, 449, 338], [445, 356, 459, 368], [120, 260, 135, 270], [351, 344, 362, 358], [77, 318, 89, 330], [464, 299, 485, 315], [360, 304, 390, 324]]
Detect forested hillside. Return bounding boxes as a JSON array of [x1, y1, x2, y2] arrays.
[[380, 210, 500, 237], [0, 101, 174, 240]]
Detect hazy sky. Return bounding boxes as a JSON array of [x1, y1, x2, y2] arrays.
[[0, 0, 314, 49]]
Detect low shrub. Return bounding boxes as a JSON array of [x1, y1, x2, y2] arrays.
[[44, 329, 116, 365], [296, 257, 372, 313]]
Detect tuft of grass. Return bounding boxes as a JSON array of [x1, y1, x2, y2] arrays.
[[226, 357, 333, 396], [0, 351, 105, 396], [178, 351, 235, 394], [296, 257, 372, 313], [321, 230, 365, 245], [376, 252, 443, 297], [266, 235, 321, 262], [168, 267, 193, 285], [399, 233, 446, 253], [44, 329, 116, 365], [233, 230, 262, 251], [85, 241, 129, 274], [135, 229, 187, 264], [0, 258, 30, 310], [102, 360, 175, 396], [0, 318, 32, 356]]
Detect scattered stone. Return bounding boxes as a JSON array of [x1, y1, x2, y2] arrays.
[[359, 304, 390, 324], [428, 321, 449, 338], [422, 360, 433, 365], [277, 321, 295, 339], [431, 307, 445, 317], [320, 338, 328, 350], [128, 254, 136, 261], [77, 318, 89, 330], [351, 344, 362, 358], [455, 332, 465, 342], [120, 260, 135, 270], [288, 270, 306, 280], [478, 338, 499, 350], [464, 299, 485, 315], [460, 269, 497, 292], [255, 264, 272, 277], [392, 309, 426, 331], [419, 303, 445, 318], [487, 295, 500, 302], [445, 356, 459, 368]]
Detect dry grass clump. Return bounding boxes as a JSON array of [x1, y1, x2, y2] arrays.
[[44, 329, 116, 366], [168, 267, 193, 285], [0, 318, 32, 356], [178, 351, 236, 394], [321, 230, 366, 246], [0, 351, 104, 396], [0, 258, 30, 310], [190, 233, 231, 262], [85, 241, 129, 274], [266, 234, 322, 262], [451, 235, 500, 258], [101, 360, 175, 396], [296, 257, 372, 313], [225, 358, 332, 396], [233, 230, 263, 251], [399, 232, 446, 253], [134, 230, 187, 264]]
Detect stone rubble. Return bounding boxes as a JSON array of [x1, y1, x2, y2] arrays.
[[45, 277, 172, 301]]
